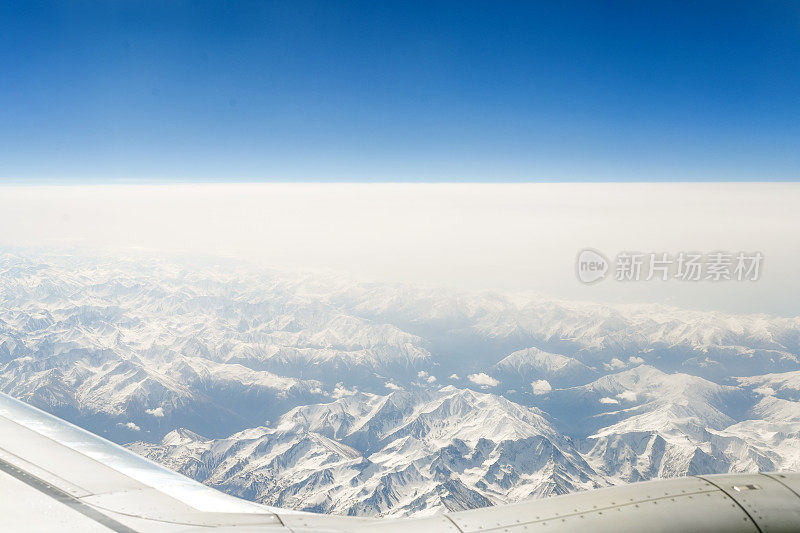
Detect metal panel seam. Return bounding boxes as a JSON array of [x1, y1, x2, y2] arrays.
[[443, 512, 466, 533], [695, 475, 763, 533], [448, 486, 723, 533], [0, 455, 139, 533], [0, 444, 91, 497], [761, 473, 800, 503]]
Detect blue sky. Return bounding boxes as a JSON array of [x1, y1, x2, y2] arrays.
[[1, 1, 799, 183]]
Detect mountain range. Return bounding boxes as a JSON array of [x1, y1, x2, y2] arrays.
[[1, 250, 798, 516]]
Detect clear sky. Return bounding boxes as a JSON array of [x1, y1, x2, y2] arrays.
[[1, 1, 799, 182]]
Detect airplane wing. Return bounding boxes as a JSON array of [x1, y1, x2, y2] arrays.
[[1, 390, 799, 532]]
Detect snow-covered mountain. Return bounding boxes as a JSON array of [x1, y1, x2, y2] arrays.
[[1, 249, 799, 516], [493, 347, 597, 388], [130, 386, 600, 517]]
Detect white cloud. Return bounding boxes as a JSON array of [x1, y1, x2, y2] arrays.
[[468, 373, 499, 388], [417, 370, 437, 383], [385, 382, 401, 391], [531, 379, 552, 395], [753, 386, 775, 396], [145, 407, 165, 417], [0, 183, 794, 315], [628, 356, 645, 365], [617, 390, 637, 402], [332, 382, 357, 398], [599, 397, 619, 404], [604, 358, 626, 371], [449, 374, 459, 380], [118, 422, 141, 431]]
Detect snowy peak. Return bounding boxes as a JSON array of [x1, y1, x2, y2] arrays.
[[132, 387, 600, 516], [494, 347, 596, 387]]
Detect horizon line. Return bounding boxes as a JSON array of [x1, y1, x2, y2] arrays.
[[1, 178, 799, 186]]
